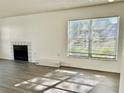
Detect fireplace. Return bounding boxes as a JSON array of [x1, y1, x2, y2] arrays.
[[13, 45, 28, 61]]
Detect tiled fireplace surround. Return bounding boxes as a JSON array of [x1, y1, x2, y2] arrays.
[[11, 41, 32, 62]]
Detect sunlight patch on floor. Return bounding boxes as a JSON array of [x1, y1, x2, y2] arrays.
[[14, 69, 103, 93]]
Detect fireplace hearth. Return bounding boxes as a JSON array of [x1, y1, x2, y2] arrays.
[[13, 45, 28, 61]]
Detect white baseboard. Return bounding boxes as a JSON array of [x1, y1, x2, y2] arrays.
[[35, 58, 61, 67]]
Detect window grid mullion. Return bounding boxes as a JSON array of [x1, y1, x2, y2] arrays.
[[88, 20, 92, 58]]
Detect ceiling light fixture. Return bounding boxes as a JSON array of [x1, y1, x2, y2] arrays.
[[108, 0, 115, 2]]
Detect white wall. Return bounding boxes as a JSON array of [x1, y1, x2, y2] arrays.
[[119, 58, 124, 93], [119, 15, 124, 93], [0, 2, 124, 73]]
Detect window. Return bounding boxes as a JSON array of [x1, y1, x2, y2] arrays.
[[68, 17, 119, 60]]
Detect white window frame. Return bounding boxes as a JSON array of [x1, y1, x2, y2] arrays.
[[67, 16, 120, 61]]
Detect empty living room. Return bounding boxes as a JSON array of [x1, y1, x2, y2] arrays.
[[0, 0, 124, 93]]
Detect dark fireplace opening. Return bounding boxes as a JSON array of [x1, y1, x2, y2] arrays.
[[13, 45, 28, 61]]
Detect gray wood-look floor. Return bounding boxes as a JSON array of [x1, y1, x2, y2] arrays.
[[0, 59, 120, 93]]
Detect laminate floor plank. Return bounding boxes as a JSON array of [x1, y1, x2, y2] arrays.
[[0, 59, 120, 93]]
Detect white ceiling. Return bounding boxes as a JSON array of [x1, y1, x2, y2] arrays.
[[0, 0, 123, 18]]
